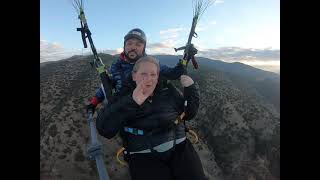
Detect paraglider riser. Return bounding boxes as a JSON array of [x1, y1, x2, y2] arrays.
[[87, 143, 103, 160]]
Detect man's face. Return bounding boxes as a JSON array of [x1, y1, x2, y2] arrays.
[[124, 38, 145, 60], [132, 62, 159, 95]]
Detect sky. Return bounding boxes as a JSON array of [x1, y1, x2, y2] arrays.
[[40, 0, 280, 74]]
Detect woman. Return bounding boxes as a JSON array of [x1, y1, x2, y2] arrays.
[[96, 56, 207, 180]]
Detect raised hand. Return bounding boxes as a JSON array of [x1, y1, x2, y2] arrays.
[[132, 78, 153, 105]]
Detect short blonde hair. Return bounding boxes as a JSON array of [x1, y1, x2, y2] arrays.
[[132, 56, 160, 73]]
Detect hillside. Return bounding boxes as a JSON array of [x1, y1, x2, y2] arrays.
[[40, 54, 280, 180]]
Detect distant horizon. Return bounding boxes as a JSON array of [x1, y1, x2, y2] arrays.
[[40, 51, 280, 75]]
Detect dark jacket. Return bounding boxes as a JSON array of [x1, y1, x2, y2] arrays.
[[96, 78, 200, 152], [90, 52, 184, 105]]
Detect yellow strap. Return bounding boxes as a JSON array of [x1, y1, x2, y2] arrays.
[[181, 59, 187, 66], [187, 129, 199, 144], [116, 147, 128, 166], [174, 112, 199, 144], [96, 65, 105, 74], [174, 112, 185, 124]]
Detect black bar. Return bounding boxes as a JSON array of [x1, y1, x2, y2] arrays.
[[99, 72, 113, 101]]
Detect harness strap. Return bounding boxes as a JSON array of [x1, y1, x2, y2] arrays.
[[116, 147, 128, 166], [117, 112, 199, 166], [124, 121, 179, 136], [174, 112, 186, 125], [123, 127, 144, 135]]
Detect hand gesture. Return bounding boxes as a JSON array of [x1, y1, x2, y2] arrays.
[[132, 79, 153, 105]]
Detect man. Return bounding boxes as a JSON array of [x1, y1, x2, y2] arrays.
[[87, 28, 184, 112], [96, 56, 207, 180]]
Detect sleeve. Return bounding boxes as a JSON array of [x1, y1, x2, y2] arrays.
[[110, 62, 122, 94], [168, 82, 199, 120], [109, 63, 117, 82], [94, 86, 106, 103], [159, 61, 184, 80], [89, 86, 105, 106], [93, 64, 117, 105], [90, 96, 99, 106], [182, 83, 200, 120], [95, 95, 141, 139]]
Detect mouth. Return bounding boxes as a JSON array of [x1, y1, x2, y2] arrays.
[[129, 52, 137, 57]]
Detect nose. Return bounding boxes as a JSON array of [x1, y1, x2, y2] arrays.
[[144, 75, 154, 82], [145, 75, 151, 81], [130, 43, 137, 49]]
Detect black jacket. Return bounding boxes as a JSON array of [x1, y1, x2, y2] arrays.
[[96, 78, 200, 152]]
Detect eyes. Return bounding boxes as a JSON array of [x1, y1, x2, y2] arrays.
[[126, 41, 144, 47], [140, 72, 157, 78]]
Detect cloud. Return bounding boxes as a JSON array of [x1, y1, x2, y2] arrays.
[[116, 48, 123, 53], [159, 27, 187, 41], [155, 27, 189, 53], [148, 42, 172, 49], [40, 40, 82, 63], [236, 27, 280, 49], [159, 28, 184, 35], [248, 64, 280, 74], [214, 0, 224, 6], [40, 40, 121, 63], [147, 42, 176, 55], [197, 47, 280, 73], [148, 43, 280, 73], [146, 44, 280, 73], [198, 47, 280, 61], [151, 42, 280, 73], [100, 49, 121, 55]]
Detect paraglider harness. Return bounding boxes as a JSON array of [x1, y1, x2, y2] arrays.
[[74, 5, 198, 169], [117, 116, 199, 167], [72, 0, 213, 173], [115, 80, 199, 167]]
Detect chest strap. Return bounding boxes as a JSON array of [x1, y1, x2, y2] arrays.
[[124, 111, 186, 136], [124, 127, 144, 135]]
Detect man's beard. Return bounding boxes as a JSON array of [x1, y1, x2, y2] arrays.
[[124, 49, 144, 63]]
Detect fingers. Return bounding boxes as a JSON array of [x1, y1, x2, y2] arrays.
[[135, 78, 146, 92], [133, 79, 149, 105]]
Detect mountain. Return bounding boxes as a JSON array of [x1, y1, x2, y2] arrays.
[[40, 54, 280, 180], [154, 55, 280, 113], [153, 55, 279, 79]]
